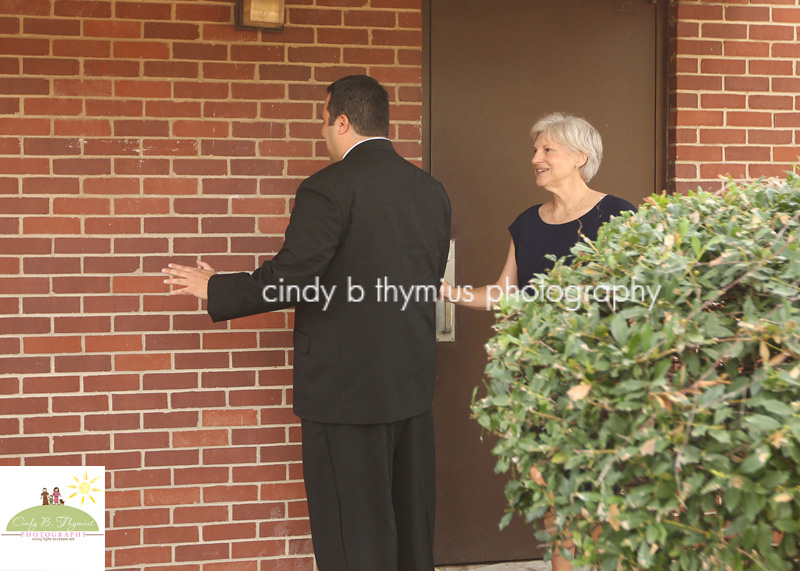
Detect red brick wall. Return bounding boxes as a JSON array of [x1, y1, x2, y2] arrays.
[[671, 0, 800, 193], [0, 0, 421, 568]]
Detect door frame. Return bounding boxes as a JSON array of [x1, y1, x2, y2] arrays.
[[422, 0, 671, 193]]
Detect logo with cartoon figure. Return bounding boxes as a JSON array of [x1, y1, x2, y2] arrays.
[[6, 469, 103, 536]]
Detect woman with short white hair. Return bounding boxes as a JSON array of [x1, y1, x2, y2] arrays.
[[441, 112, 635, 311]]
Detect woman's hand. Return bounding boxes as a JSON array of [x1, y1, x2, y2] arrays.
[[439, 278, 455, 302], [162, 259, 216, 300]]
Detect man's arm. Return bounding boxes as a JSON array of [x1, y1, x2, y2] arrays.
[[163, 182, 344, 322]]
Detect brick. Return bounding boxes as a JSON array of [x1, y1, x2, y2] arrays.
[[258, 64, 311, 82], [143, 411, 198, 429], [772, 7, 800, 23], [84, 59, 141, 77], [0, 38, 49, 56], [170, 390, 226, 409], [143, 61, 199, 79], [84, 335, 143, 353], [114, 353, 171, 372], [724, 76, 769, 92], [749, 24, 795, 41], [54, 315, 111, 333], [142, 525, 199, 545], [0, 98, 20, 115], [171, 159, 227, 177], [0, 436, 49, 455], [84, 412, 139, 431], [114, 547, 172, 567], [0, 157, 49, 174], [2, 0, 50, 15], [201, 370, 256, 388], [53, 433, 110, 453], [54, 354, 112, 373], [233, 121, 286, 140], [0, 58, 19, 75], [699, 163, 747, 179], [1, 196, 49, 213], [145, 22, 200, 40], [142, 371, 198, 391], [24, 138, 81, 156], [84, 19, 141, 38], [203, 522, 256, 542], [699, 129, 746, 145], [343, 47, 394, 65], [113, 507, 170, 528], [750, 60, 794, 76], [773, 78, 800, 93], [172, 120, 229, 139], [203, 485, 259, 504], [115, 431, 170, 450], [114, 119, 170, 137], [344, 9, 395, 27], [176, 3, 231, 22], [105, 490, 141, 509], [105, 528, 141, 548], [203, 101, 258, 119], [173, 351, 229, 369], [175, 543, 229, 562], [726, 146, 771, 161], [114, 40, 170, 60], [202, 409, 258, 427], [115, 2, 172, 21], [772, 43, 800, 58], [0, 78, 49, 96], [115, 79, 171, 98], [0, 395, 48, 415], [54, 0, 113, 18], [172, 42, 227, 61], [22, 58, 80, 77], [288, 46, 340, 64], [24, 336, 82, 354], [230, 539, 283, 559], [115, 468, 172, 489], [702, 22, 746, 39], [201, 216, 256, 235], [53, 39, 111, 58], [173, 429, 229, 448], [724, 40, 769, 58], [0, 317, 50, 335], [231, 427, 285, 446], [727, 111, 773, 127], [53, 78, 114, 98], [52, 276, 110, 294], [700, 94, 745, 109], [749, 94, 793, 110], [174, 81, 228, 99], [0, 237, 51, 255], [54, 119, 112, 137], [115, 158, 170, 175], [0, 417, 19, 435], [317, 27, 368, 45]]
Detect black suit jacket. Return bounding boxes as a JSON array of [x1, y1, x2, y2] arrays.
[[207, 139, 452, 424]]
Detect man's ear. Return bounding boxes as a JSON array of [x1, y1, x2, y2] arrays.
[[336, 114, 351, 135]]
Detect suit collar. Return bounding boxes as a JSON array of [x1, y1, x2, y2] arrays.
[[342, 137, 393, 160]]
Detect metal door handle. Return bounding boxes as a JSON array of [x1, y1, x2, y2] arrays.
[[436, 240, 455, 342]]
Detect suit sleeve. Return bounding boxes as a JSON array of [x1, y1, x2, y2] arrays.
[[207, 182, 344, 322]]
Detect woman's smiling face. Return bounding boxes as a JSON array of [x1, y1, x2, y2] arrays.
[[531, 135, 583, 188]]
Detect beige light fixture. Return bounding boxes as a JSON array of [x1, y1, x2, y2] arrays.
[[235, 0, 285, 31]]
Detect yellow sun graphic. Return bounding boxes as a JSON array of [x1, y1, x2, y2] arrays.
[[66, 468, 103, 508]]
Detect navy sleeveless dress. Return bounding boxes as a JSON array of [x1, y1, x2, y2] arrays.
[[508, 194, 635, 288]]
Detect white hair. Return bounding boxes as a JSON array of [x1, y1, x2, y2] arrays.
[[530, 112, 603, 182]]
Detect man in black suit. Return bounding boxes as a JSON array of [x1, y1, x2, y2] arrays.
[[163, 75, 451, 570]]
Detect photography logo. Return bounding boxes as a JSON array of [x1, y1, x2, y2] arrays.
[[0, 466, 105, 571]]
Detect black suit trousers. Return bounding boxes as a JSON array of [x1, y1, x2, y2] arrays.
[[301, 410, 436, 571]]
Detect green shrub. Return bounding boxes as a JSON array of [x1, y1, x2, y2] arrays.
[[473, 175, 800, 570]]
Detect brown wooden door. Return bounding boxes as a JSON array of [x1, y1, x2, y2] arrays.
[[427, 0, 668, 564]]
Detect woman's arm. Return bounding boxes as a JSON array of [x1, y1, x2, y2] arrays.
[[440, 240, 519, 310]]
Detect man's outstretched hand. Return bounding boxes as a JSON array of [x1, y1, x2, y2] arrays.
[[162, 259, 216, 300]]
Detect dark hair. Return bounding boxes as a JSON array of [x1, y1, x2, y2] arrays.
[[326, 75, 390, 137]]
